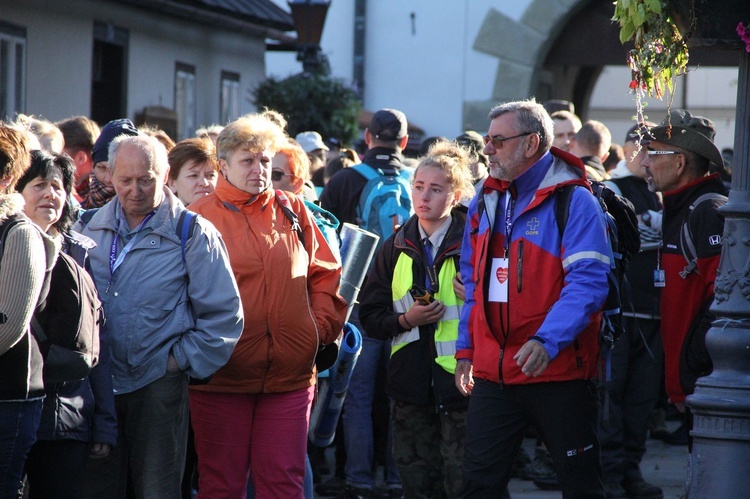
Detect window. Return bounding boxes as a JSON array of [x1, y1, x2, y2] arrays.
[[175, 63, 196, 140], [91, 21, 128, 125], [220, 71, 240, 125], [0, 22, 26, 120]]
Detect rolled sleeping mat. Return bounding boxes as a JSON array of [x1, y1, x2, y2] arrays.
[[309, 322, 363, 447], [338, 223, 379, 322]]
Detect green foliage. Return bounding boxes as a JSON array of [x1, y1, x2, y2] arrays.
[[251, 72, 362, 146], [612, 0, 689, 99], [612, 0, 689, 131]]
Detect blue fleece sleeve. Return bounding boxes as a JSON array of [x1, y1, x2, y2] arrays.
[[171, 219, 244, 379], [456, 197, 478, 358], [535, 188, 611, 359]]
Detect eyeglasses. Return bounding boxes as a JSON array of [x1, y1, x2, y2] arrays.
[[271, 170, 294, 181], [646, 150, 681, 156], [483, 132, 535, 149]]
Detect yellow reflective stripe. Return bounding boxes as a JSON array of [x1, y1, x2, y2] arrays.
[[442, 304, 460, 322], [435, 339, 456, 357], [392, 327, 420, 350], [392, 253, 415, 356], [393, 295, 412, 314]]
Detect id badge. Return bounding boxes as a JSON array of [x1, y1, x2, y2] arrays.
[[488, 258, 509, 302], [654, 269, 666, 288]]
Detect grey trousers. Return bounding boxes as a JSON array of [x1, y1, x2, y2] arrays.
[[85, 369, 189, 499]]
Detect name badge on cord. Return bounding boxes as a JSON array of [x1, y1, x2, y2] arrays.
[[654, 269, 666, 288], [488, 257, 509, 302]]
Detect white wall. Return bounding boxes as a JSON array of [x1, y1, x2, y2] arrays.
[[1, 0, 267, 129], [2, 0, 94, 120], [266, 0, 534, 139], [266, 0, 740, 149], [124, 16, 266, 127]]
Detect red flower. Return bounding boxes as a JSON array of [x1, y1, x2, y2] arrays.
[[738, 22, 750, 53]]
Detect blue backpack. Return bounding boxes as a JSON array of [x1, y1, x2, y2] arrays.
[[352, 163, 413, 253], [304, 199, 341, 263]]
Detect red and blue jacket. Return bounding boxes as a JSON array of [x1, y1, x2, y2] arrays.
[[455, 148, 610, 385]]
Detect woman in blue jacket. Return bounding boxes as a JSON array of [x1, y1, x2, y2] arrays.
[[359, 141, 475, 498]]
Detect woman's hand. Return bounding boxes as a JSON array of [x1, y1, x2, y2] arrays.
[[403, 299, 446, 328]]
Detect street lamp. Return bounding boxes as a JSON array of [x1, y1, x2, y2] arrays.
[[288, 0, 331, 74], [682, 1, 750, 497]]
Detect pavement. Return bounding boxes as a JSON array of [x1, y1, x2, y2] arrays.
[[508, 421, 689, 498], [314, 421, 690, 498]]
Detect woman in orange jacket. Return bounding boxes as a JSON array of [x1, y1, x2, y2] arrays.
[[188, 114, 347, 499]]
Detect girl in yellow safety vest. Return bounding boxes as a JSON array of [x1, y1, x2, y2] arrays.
[[359, 140, 475, 498]]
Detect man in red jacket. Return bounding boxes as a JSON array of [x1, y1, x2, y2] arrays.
[[455, 99, 610, 497], [640, 110, 727, 448]]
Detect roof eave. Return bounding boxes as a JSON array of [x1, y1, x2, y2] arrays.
[[110, 0, 296, 43]]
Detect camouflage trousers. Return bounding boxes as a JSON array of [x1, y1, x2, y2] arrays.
[[391, 400, 467, 498]]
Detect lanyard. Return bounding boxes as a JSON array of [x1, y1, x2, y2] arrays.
[[504, 189, 514, 257], [422, 237, 438, 291], [109, 212, 156, 279]]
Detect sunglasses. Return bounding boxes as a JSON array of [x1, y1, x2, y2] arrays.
[[646, 150, 681, 156], [271, 170, 294, 181], [483, 132, 536, 149]]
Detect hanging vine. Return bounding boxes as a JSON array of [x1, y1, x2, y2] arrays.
[[612, 0, 690, 126]]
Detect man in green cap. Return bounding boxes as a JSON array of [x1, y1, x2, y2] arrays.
[[641, 109, 727, 450]]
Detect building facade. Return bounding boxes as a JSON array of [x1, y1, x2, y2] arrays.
[[1, 0, 293, 138]]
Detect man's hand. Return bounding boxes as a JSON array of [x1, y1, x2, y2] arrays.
[[89, 442, 112, 459], [455, 360, 474, 396], [453, 272, 466, 302], [513, 340, 549, 377]]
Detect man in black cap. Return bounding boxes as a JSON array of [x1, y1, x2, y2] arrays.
[[319, 108, 409, 498], [600, 122, 665, 499], [320, 109, 409, 224], [83, 118, 139, 208], [640, 109, 727, 448]]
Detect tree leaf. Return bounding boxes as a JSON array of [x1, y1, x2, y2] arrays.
[[620, 21, 636, 43]]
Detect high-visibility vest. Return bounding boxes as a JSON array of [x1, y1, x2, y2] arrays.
[[391, 251, 461, 374]]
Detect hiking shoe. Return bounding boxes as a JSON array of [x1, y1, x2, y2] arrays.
[[649, 407, 669, 440], [511, 446, 533, 478], [662, 423, 689, 446], [532, 474, 560, 491], [604, 482, 628, 498], [316, 476, 345, 497], [341, 485, 375, 499], [517, 446, 555, 481], [376, 485, 403, 498], [622, 479, 663, 499]]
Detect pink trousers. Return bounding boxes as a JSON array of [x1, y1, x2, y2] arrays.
[[190, 387, 314, 499]]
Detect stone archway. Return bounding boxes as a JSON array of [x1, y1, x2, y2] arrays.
[[462, 0, 744, 132], [462, 0, 591, 131]]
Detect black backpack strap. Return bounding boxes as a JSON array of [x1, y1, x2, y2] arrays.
[[554, 184, 578, 237], [275, 190, 306, 248], [679, 193, 727, 279], [78, 208, 100, 227]]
